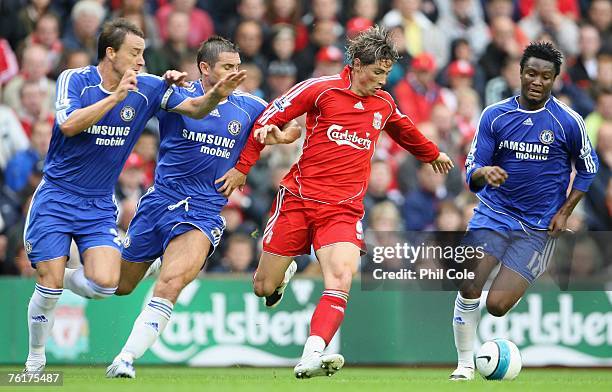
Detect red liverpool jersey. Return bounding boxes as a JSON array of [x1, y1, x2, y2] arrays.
[[235, 66, 440, 205]]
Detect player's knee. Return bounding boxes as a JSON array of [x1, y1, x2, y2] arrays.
[[115, 280, 136, 296], [252, 278, 276, 297], [155, 275, 188, 301], [89, 275, 119, 291], [486, 299, 511, 317]]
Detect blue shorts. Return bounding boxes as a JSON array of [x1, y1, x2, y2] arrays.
[[24, 179, 121, 266], [121, 186, 226, 263], [464, 208, 556, 283]]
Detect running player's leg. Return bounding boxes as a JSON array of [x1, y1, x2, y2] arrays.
[[23, 181, 73, 372], [63, 194, 123, 299], [486, 230, 554, 316], [294, 242, 359, 378], [108, 228, 212, 378], [115, 259, 153, 296], [253, 188, 306, 306], [26, 258, 66, 372]]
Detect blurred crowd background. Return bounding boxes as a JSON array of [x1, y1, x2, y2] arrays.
[[0, 0, 610, 281]]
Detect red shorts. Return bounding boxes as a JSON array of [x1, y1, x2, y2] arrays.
[[262, 187, 366, 257]]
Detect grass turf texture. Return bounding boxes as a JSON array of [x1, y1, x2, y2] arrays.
[[1, 366, 611, 392]]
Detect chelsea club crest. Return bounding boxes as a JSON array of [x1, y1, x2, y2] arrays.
[[539, 129, 554, 145], [120, 106, 136, 122], [228, 120, 242, 135]]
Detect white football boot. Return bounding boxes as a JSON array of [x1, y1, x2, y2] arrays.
[[23, 360, 45, 373], [106, 354, 136, 379], [265, 261, 297, 308], [294, 352, 345, 379], [449, 366, 474, 381]]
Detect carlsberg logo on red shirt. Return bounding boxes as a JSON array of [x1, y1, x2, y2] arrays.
[[327, 124, 372, 150]]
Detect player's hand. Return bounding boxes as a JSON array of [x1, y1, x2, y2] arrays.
[[253, 124, 298, 145], [114, 70, 138, 102], [215, 167, 247, 198], [163, 70, 189, 86], [430, 152, 454, 174], [548, 211, 569, 237], [483, 166, 508, 187], [210, 70, 247, 99]]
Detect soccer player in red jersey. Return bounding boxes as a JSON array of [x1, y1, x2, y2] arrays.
[[216, 26, 454, 378]]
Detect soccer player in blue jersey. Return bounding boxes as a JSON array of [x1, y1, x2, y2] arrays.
[[23, 20, 246, 372], [105, 36, 300, 378], [449, 42, 599, 380]]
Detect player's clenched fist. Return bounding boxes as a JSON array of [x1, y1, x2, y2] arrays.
[[483, 166, 508, 187], [114, 70, 138, 102], [430, 152, 454, 174]]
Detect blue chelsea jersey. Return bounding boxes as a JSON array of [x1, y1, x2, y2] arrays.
[[154, 81, 267, 213], [44, 65, 187, 196], [466, 96, 599, 229]]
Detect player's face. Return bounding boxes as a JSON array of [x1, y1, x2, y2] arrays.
[[111, 33, 146, 74], [352, 59, 394, 96], [201, 52, 241, 87], [520, 57, 556, 106]]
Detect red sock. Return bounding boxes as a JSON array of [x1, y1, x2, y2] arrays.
[[309, 289, 349, 345]]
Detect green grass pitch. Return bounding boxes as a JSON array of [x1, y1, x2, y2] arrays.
[[1, 366, 611, 392]]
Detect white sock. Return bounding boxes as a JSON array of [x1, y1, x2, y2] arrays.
[[453, 292, 481, 369], [301, 335, 326, 359], [27, 284, 62, 366], [119, 297, 173, 361], [64, 267, 117, 299]]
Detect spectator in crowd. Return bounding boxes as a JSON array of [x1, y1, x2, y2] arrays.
[[4, 121, 51, 193], [3, 44, 55, 113], [267, 0, 309, 51], [238, 62, 265, 98], [17, 0, 53, 37], [22, 13, 63, 75], [222, 0, 268, 38], [0, 104, 29, 172], [312, 46, 344, 78], [16, 80, 53, 138], [364, 159, 404, 216], [115, 153, 147, 202], [584, 119, 612, 231], [349, 0, 379, 22], [295, 19, 341, 81], [437, 38, 486, 97], [519, 0, 579, 56], [132, 129, 158, 188], [62, 0, 106, 63], [593, 48, 612, 94], [587, 0, 611, 43], [269, 24, 298, 65], [210, 233, 256, 273], [393, 52, 444, 125], [234, 20, 267, 75], [568, 24, 602, 91], [145, 11, 190, 75], [156, 0, 214, 49], [113, 0, 161, 50], [437, 0, 489, 57], [586, 88, 612, 147], [402, 162, 449, 231], [62, 49, 91, 71], [479, 16, 524, 81], [435, 200, 464, 231], [381, 0, 448, 66], [0, 38, 19, 84], [484, 0, 514, 22], [264, 60, 297, 101], [485, 55, 521, 106]]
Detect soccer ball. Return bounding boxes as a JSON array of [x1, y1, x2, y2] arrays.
[[475, 339, 522, 380]]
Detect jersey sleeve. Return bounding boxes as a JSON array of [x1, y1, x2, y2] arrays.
[[384, 105, 440, 162], [565, 112, 599, 192], [160, 84, 189, 111], [55, 69, 87, 125], [465, 106, 496, 193], [235, 79, 320, 174]]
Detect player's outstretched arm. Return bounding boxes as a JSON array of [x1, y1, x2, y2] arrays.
[[470, 166, 508, 189], [59, 70, 137, 137], [215, 168, 246, 198], [172, 70, 247, 119], [254, 120, 302, 145], [429, 152, 454, 174], [548, 189, 585, 236]]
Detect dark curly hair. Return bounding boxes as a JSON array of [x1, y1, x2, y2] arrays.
[[520, 41, 564, 76]]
